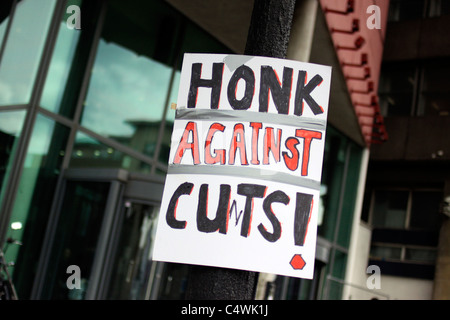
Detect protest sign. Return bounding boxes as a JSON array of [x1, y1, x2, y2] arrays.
[[153, 53, 331, 278]]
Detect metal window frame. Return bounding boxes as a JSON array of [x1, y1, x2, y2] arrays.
[[0, 0, 66, 245], [368, 187, 442, 229], [29, 0, 176, 299], [0, 0, 19, 68]]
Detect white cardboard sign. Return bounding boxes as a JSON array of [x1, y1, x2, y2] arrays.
[[153, 53, 332, 279]]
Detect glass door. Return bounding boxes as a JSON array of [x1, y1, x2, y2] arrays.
[[106, 200, 160, 300], [39, 179, 115, 299], [34, 168, 127, 299], [34, 167, 188, 300]]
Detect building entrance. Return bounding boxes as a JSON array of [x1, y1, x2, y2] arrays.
[[31, 168, 187, 299]]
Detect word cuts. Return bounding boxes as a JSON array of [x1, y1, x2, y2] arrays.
[[153, 53, 331, 279]]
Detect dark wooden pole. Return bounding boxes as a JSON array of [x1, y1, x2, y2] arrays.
[[184, 0, 297, 300]]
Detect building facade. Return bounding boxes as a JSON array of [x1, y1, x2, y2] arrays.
[[346, 0, 450, 300], [0, 0, 390, 300]]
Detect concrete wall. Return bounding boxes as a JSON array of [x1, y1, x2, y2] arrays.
[[381, 276, 433, 300]]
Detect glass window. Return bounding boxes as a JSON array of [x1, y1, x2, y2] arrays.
[[80, 0, 180, 157], [371, 189, 442, 230], [405, 247, 437, 263], [371, 190, 409, 229], [41, 180, 110, 300], [40, 0, 87, 118], [0, 0, 56, 105], [318, 127, 363, 245], [318, 129, 346, 241], [0, 109, 26, 208], [409, 191, 442, 230], [378, 64, 416, 116], [0, 1, 14, 48], [440, 0, 450, 15], [70, 131, 152, 174], [388, 0, 426, 21], [418, 62, 450, 116], [370, 245, 437, 264], [368, 188, 440, 274], [6, 113, 69, 298], [107, 201, 160, 299], [370, 245, 403, 260], [79, 0, 232, 168], [428, 0, 450, 17]]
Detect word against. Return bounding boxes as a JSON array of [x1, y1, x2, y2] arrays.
[[153, 54, 331, 279], [366, 265, 381, 290], [66, 265, 81, 290], [367, 5, 381, 30], [66, 5, 81, 30], [173, 120, 321, 177]]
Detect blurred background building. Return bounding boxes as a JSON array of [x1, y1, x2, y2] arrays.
[[0, 0, 448, 300]]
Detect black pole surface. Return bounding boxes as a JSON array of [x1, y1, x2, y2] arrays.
[[245, 0, 297, 59], [184, 0, 297, 300]]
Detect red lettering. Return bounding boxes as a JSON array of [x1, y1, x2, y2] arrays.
[[282, 137, 300, 171], [296, 129, 322, 176], [205, 123, 226, 164], [263, 127, 282, 165], [173, 121, 200, 165], [228, 123, 248, 165], [249, 122, 262, 165]]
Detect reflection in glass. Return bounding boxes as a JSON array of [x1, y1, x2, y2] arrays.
[[418, 63, 450, 116], [79, 0, 185, 166], [370, 245, 402, 260], [70, 131, 152, 173], [0, 110, 26, 208], [40, 0, 103, 118], [81, 40, 173, 147], [42, 180, 110, 300], [107, 202, 160, 299], [6, 113, 69, 298], [405, 248, 437, 264], [372, 190, 409, 229], [388, 0, 425, 21], [378, 64, 416, 116], [318, 128, 346, 241], [0, 1, 14, 47], [410, 191, 442, 230], [0, 0, 55, 105], [40, 21, 81, 116]]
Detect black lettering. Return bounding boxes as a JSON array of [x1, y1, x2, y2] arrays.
[[258, 190, 290, 242], [166, 182, 193, 229], [294, 192, 313, 246], [197, 184, 231, 234], [294, 71, 324, 116], [237, 183, 267, 237], [227, 65, 255, 110], [259, 66, 293, 114], [188, 62, 224, 109]]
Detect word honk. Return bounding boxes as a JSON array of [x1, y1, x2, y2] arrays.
[[188, 62, 324, 116]]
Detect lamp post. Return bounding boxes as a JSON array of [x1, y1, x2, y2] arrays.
[[184, 0, 297, 300]]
